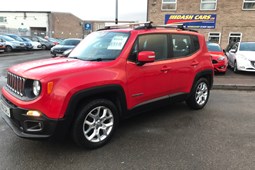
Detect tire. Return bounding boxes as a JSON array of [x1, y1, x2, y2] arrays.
[[51, 53, 56, 58], [72, 99, 119, 149], [186, 78, 210, 110], [42, 45, 47, 50], [233, 61, 239, 73], [5, 46, 12, 52]]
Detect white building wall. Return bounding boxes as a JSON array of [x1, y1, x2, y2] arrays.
[[0, 12, 49, 35]]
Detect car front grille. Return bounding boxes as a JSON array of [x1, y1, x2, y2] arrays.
[[6, 72, 26, 97]]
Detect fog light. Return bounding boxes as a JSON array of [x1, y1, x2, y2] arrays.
[[26, 110, 42, 117]]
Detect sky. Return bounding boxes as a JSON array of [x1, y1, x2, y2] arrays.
[[0, 0, 147, 22]]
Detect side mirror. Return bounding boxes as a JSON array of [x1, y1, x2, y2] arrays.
[[137, 51, 155, 65], [229, 49, 236, 53]]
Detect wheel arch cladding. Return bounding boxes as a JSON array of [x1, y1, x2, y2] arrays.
[[63, 85, 127, 129], [194, 69, 214, 89]]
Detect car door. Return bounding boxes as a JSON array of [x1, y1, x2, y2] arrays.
[[228, 43, 239, 67], [126, 34, 172, 109], [166, 34, 200, 94]]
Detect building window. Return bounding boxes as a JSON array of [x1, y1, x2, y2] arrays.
[[200, 0, 217, 10], [208, 32, 221, 44], [228, 33, 242, 44], [0, 17, 7, 23], [161, 0, 177, 11], [243, 0, 255, 10], [97, 24, 105, 30]]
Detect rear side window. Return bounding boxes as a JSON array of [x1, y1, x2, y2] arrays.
[[171, 34, 200, 58]]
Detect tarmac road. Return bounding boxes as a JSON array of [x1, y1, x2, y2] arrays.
[[0, 90, 255, 169]]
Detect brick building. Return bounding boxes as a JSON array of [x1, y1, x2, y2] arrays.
[[0, 11, 84, 38], [147, 0, 255, 48]]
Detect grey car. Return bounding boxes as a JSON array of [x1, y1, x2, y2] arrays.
[[24, 36, 54, 50]]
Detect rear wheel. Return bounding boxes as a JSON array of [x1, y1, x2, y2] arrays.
[[186, 78, 210, 110], [72, 99, 119, 149]]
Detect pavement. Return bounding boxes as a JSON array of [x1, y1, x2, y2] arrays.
[[213, 71, 255, 91]]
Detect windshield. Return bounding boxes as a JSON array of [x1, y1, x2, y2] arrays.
[[22, 37, 32, 42], [37, 36, 48, 42], [0, 35, 15, 41], [61, 39, 80, 46], [8, 35, 23, 42], [69, 31, 129, 61], [239, 42, 255, 51], [207, 43, 222, 52]]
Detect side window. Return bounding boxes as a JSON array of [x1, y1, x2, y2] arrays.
[[138, 34, 168, 61], [171, 34, 199, 58]]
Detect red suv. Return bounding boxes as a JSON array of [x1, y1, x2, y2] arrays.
[[0, 23, 214, 149]]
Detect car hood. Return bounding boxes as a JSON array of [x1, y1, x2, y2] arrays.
[[209, 51, 225, 59], [237, 51, 255, 61], [9, 57, 112, 80]]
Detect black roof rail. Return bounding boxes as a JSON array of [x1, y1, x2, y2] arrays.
[[155, 24, 198, 32], [97, 21, 154, 31], [97, 22, 198, 33]]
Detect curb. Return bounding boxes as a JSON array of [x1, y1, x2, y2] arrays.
[[213, 84, 255, 91]]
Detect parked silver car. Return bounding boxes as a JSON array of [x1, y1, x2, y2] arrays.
[[0, 35, 26, 52]]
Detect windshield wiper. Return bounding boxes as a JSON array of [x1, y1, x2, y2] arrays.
[[86, 58, 115, 61]]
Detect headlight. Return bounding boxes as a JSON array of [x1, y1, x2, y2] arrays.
[[33, 80, 41, 97], [217, 56, 225, 61]]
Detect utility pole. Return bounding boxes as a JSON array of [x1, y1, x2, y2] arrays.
[[115, 0, 118, 24]]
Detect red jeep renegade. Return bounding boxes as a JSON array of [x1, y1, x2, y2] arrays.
[[0, 23, 214, 149]]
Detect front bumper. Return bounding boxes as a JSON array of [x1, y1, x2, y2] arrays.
[[0, 95, 66, 139]]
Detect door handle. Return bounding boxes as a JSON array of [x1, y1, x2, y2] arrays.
[[161, 66, 171, 72], [191, 60, 199, 66]]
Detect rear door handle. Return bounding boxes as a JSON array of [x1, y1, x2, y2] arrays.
[[191, 61, 199, 66], [161, 66, 171, 72]]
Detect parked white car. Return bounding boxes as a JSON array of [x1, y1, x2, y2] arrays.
[[225, 42, 255, 73], [21, 37, 42, 50]]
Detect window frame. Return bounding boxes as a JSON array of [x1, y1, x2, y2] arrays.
[[161, 0, 177, 11], [208, 32, 221, 44], [242, 0, 255, 10], [128, 33, 170, 62], [228, 32, 242, 44], [170, 34, 200, 59], [200, 0, 217, 10], [128, 33, 200, 62]]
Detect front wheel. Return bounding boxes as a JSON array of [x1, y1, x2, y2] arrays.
[[233, 61, 239, 73], [5, 45, 12, 52], [72, 99, 119, 149], [186, 78, 210, 110]]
